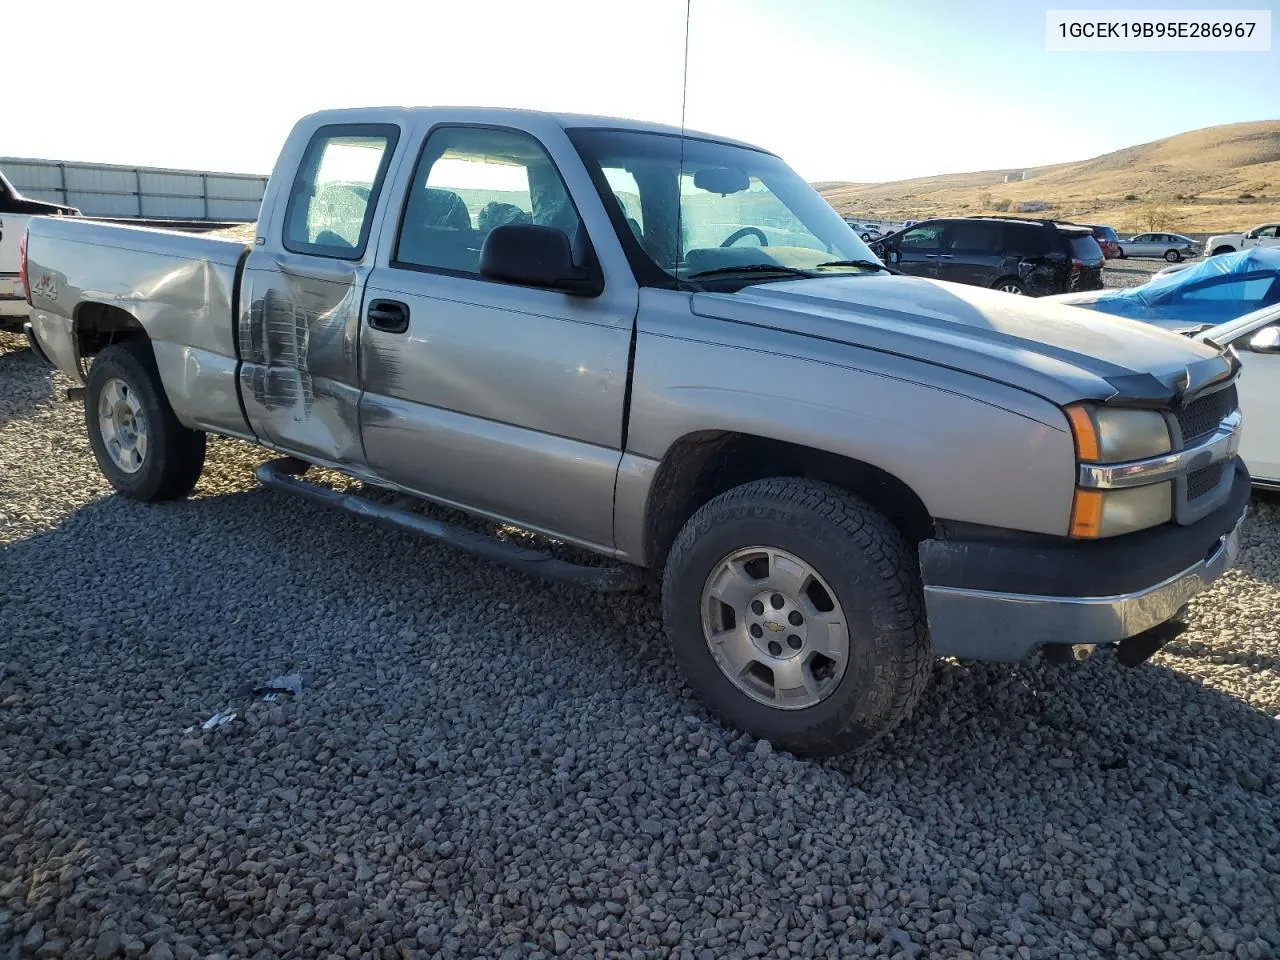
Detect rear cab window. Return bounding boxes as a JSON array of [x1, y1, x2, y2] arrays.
[[283, 124, 400, 260]]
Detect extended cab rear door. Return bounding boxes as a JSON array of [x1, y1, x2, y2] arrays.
[[237, 120, 406, 465], [356, 115, 640, 553]]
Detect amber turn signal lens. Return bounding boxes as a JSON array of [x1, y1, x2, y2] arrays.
[[1065, 404, 1100, 463], [1070, 489, 1104, 539]]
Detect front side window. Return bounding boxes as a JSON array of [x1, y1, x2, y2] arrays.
[[284, 125, 398, 259], [1256, 226, 1279, 239], [569, 128, 874, 285], [898, 224, 946, 250], [394, 126, 584, 276]]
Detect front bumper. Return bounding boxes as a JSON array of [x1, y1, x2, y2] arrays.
[[921, 464, 1249, 661]]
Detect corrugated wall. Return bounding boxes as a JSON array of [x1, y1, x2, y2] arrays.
[[0, 157, 267, 222]]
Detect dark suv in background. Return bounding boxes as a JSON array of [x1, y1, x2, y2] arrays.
[[870, 216, 1105, 296]]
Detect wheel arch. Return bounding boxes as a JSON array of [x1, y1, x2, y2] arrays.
[[73, 301, 153, 371], [641, 430, 934, 570]]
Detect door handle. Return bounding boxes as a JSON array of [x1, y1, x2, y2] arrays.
[[936, 254, 954, 259], [924, 253, 940, 258], [367, 299, 410, 334]]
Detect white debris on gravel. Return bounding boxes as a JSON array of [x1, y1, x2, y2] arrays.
[[0, 328, 1277, 960]]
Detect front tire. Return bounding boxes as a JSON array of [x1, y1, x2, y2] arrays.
[[1164, 249, 1181, 263], [1211, 245, 1235, 257], [993, 277, 1025, 295], [661, 478, 932, 756], [85, 342, 206, 501]]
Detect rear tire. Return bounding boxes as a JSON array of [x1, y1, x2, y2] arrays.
[[1164, 249, 1181, 263], [661, 478, 932, 756], [85, 341, 206, 501], [993, 277, 1025, 295]]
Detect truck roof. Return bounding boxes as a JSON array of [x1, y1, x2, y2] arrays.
[[295, 106, 773, 155]]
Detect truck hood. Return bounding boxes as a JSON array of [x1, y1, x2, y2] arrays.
[[690, 274, 1232, 407]]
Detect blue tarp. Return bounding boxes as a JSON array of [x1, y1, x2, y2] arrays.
[[1074, 248, 1280, 329]]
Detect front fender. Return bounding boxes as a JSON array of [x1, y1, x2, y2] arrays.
[[624, 330, 1077, 540]]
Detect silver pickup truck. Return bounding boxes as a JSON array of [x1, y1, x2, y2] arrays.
[[23, 107, 1251, 755]]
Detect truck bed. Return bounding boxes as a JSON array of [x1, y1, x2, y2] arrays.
[[24, 216, 252, 436]]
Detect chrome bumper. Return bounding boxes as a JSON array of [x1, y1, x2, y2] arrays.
[[924, 510, 1244, 661]]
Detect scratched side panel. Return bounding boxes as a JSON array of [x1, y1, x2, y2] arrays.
[[237, 255, 366, 464], [616, 288, 1077, 555]]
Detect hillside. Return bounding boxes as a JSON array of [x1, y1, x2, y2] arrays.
[[817, 119, 1280, 234]]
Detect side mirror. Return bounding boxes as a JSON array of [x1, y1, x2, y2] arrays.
[[1246, 325, 1280, 354], [479, 224, 600, 296]]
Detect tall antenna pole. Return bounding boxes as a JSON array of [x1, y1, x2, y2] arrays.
[[677, 0, 691, 274]]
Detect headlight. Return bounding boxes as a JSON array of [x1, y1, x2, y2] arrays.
[[1066, 404, 1171, 462], [1065, 404, 1174, 538], [1070, 483, 1173, 539]]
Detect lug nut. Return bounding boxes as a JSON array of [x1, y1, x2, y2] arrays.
[[788, 611, 803, 626], [751, 600, 765, 615], [787, 635, 802, 650], [770, 594, 785, 609], [750, 624, 763, 639], [768, 641, 783, 656]]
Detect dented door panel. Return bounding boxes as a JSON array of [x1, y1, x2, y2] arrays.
[[237, 253, 370, 464]]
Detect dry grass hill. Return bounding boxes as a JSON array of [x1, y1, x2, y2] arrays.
[[816, 119, 1280, 234]]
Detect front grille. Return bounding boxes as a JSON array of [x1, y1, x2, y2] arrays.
[[1187, 463, 1226, 501], [1175, 384, 1237, 446]]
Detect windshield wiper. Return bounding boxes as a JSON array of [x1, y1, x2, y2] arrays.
[[813, 259, 898, 274], [686, 264, 816, 281]]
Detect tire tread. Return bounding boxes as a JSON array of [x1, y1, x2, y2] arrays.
[[662, 478, 932, 756]]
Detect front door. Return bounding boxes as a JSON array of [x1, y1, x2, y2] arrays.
[[892, 222, 947, 279], [1252, 225, 1280, 250], [238, 123, 402, 465], [359, 123, 637, 553]]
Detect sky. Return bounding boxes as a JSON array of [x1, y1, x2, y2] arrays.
[[6, 0, 1277, 184]]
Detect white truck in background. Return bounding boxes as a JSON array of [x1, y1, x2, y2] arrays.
[[1205, 222, 1280, 257], [0, 169, 78, 330]]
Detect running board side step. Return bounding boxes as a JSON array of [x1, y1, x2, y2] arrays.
[[254, 459, 644, 592]]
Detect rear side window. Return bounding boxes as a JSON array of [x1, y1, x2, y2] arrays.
[[283, 124, 399, 260], [945, 221, 1001, 251], [1006, 223, 1051, 257], [1068, 234, 1104, 261]]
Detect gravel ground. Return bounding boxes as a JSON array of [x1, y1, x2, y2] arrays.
[[1, 310, 1279, 960], [1103, 258, 1172, 290]]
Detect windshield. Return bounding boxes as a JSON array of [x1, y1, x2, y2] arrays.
[[568, 128, 875, 284]]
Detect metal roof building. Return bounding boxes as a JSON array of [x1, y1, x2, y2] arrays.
[[0, 157, 266, 222]]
